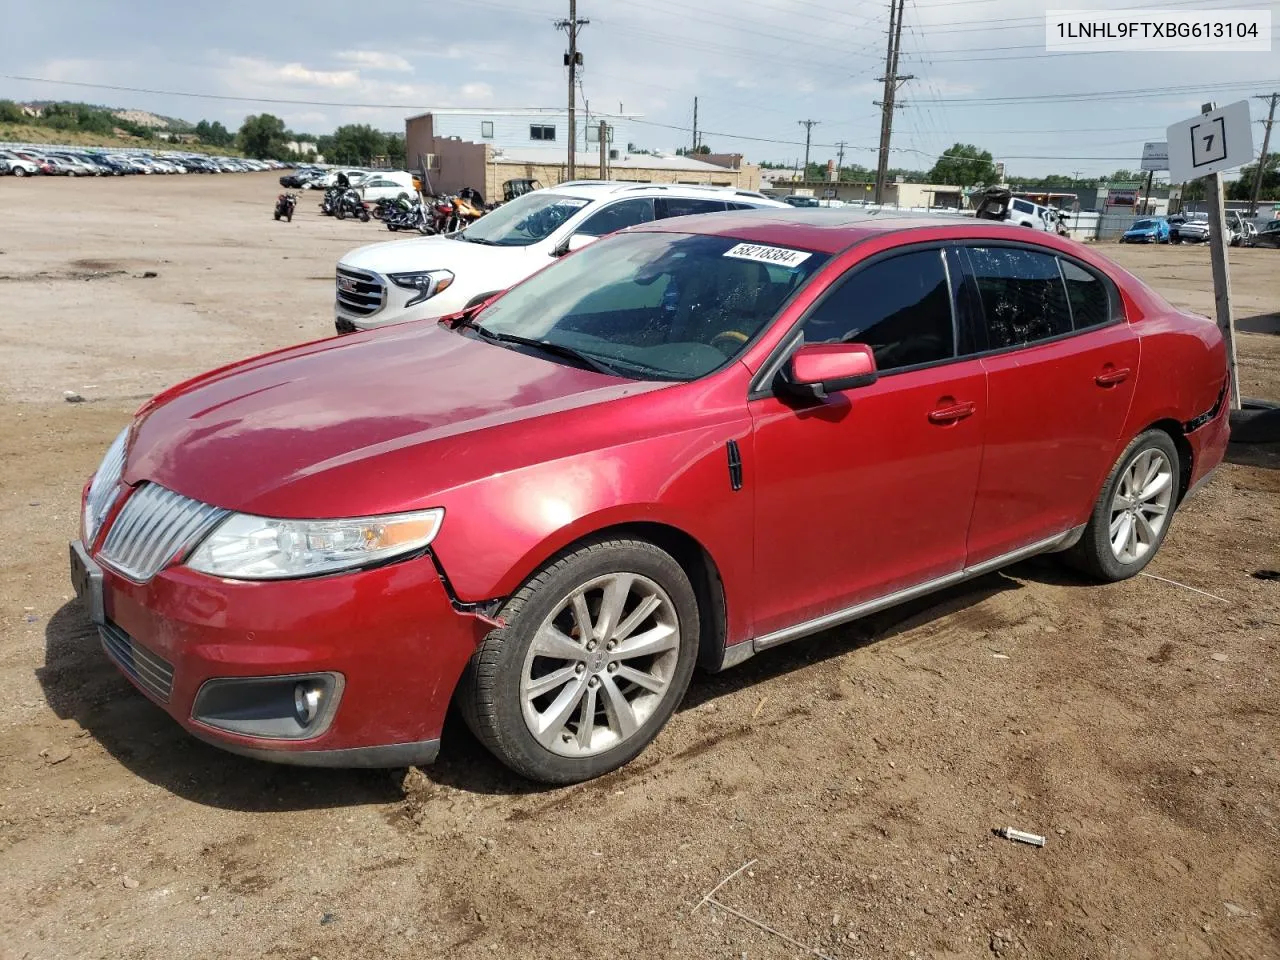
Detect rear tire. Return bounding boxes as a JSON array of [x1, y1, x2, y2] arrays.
[[336, 206, 345, 220], [458, 538, 700, 784], [13, 167, 27, 178], [1066, 429, 1180, 582]]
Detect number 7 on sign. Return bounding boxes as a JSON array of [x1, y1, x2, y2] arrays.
[[1190, 118, 1228, 168]]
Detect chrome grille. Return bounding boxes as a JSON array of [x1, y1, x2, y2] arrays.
[[99, 620, 174, 702], [99, 484, 228, 582], [336, 266, 384, 317]]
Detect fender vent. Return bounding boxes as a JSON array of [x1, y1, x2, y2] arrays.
[[726, 440, 743, 491]]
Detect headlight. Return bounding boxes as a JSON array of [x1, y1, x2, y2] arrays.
[[388, 269, 454, 308], [83, 427, 129, 544], [186, 508, 444, 580]]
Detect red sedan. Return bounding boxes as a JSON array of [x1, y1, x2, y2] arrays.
[[70, 212, 1230, 783]]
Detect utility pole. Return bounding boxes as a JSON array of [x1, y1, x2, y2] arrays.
[[1249, 92, 1278, 216], [798, 119, 820, 180], [555, 1, 588, 180], [599, 120, 608, 179], [691, 97, 698, 155], [873, 0, 913, 204], [835, 140, 848, 177]]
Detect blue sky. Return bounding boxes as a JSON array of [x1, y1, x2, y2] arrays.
[[2, 0, 1277, 177]]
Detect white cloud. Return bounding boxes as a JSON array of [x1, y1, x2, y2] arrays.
[[335, 50, 413, 72], [228, 57, 361, 90]]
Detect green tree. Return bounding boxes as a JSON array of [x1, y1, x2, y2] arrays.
[[238, 113, 289, 159], [0, 99, 24, 123], [1226, 154, 1280, 202], [1105, 169, 1142, 183], [927, 143, 996, 187], [384, 133, 406, 167], [328, 124, 387, 165], [195, 120, 234, 147]]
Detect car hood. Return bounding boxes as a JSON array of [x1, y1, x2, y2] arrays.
[[339, 235, 540, 275], [125, 322, 660, 518]]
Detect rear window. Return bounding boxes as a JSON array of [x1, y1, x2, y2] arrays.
[[1059, 259, 1113, 330], [966, 247, 1072, 348]]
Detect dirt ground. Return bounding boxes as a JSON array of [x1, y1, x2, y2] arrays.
[[1, 172, 1277, 960]]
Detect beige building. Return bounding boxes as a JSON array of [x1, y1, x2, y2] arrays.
[[404, 112, 761, 200], [763, 177, 965, 210]]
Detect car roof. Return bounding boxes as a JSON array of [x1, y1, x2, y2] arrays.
[[544, 180, 788, 206], [630, 208, 1066, 255]]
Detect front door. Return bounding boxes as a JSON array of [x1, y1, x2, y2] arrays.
[[748, 247, 987, 639], [958, 244, 1141, 565]]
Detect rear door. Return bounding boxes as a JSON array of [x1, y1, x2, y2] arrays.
[[959, 244, 1139, 566]]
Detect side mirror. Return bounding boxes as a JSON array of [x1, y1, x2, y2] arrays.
[[784, 343, 878, 399], [553, 233, 595, 257]]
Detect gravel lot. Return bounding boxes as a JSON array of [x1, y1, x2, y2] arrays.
[[1, 172, 1277, 960]]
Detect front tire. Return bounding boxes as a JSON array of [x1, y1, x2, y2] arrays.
[[1066, 429, 1180, 582], [13, 166, 27, 177], [459, 538, 700, 784]]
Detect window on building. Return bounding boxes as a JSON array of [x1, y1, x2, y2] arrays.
[[800, 249, 955, 372], [480, 121, 494, 139], [966, 246, 1072, 349], [530, 124, 556, 141], [585, 124, 614, 144]]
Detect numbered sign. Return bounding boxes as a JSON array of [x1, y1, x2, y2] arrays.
[[1167, 100, 1255, 182]]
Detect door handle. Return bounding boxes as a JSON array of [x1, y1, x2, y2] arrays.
[[1095, 367, 1131, 387], [928, 400, 976, 424]]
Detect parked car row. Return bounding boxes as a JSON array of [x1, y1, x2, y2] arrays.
[[0, 144, 289, 177]]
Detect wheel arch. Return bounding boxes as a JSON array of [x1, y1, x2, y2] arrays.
[[471, 519, 731, 675], [1136, 417, 1194, 503]]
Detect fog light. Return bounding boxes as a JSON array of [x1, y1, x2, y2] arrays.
[[294, 682, 324, 726]]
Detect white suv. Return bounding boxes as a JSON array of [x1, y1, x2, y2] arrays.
[[333, 182, 788, 332], [1008, 197, 1058, 232]]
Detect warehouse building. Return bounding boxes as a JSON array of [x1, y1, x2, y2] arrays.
[[404, 109, 761, 198]]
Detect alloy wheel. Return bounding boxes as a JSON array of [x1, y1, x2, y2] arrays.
[[1109, 448, 1174, 564], [520, 572, 680, 758]]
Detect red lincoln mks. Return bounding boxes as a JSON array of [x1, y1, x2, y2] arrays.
[[71, 212, 1229, 783]]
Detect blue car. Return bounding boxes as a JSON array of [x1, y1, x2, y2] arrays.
[[1121, 217, 1170, 244]]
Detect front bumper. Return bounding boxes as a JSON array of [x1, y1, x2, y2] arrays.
[[69, 543, 483, 767]]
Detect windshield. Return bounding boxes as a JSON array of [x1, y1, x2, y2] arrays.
[[458, 191, 591, 246], [1132, 219, 1154, 229], [471, 231, 829, 381]]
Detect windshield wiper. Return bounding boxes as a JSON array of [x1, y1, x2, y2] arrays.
[[472, 327, 625, 377], [461, 235, 497, 245]]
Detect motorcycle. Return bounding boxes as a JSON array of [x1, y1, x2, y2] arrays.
[[384, 197, 429, 233], [430, 192, 486, 234], [319, 185, 342, 216], [273, 192, 298, 222], [334, 188, 370, 222]]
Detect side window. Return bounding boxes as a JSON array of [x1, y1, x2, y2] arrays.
[[655, 197, 726, 219], [574, 198, 655, 237], [480, 121, 494, 139], [966, 246, 1071, 349], [1059, 259, 1114, 330], [800, 249, 955, 372]]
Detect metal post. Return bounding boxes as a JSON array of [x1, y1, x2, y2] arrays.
[[691, 97, 698, 156], [599, 120, 607, 179], [1206, 171, 1241, 410]]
